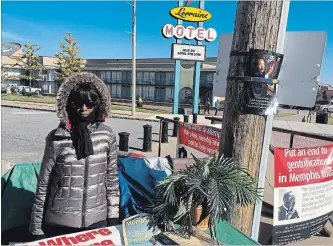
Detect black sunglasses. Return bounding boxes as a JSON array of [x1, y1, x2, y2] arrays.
[[71, 100, 98, 109]]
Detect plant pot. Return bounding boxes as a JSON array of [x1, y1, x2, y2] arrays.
[[190, 206, 209, 230]]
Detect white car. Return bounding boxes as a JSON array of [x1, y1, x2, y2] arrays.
[[320, 101, 333, 113], [19, 86, 43, 95]]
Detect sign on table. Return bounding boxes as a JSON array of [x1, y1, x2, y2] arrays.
[[20, 227, 122, 246]]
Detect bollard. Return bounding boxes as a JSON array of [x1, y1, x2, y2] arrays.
[[118, 132, 130, 152], [161, 121, 169, 143], [184, 115, 189, 123], [193, 113, 198, 124], [143, 125, 152, 152], [173, 117, 180, 137]]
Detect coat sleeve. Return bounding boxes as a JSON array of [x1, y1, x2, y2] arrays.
[[106, 132, 120, 219], [29, 132, 56, 235]]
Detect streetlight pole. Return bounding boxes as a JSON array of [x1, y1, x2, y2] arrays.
[[131, 0, 137, 116]]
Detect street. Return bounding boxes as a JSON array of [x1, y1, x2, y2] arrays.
[[1, 107, 161, 165]]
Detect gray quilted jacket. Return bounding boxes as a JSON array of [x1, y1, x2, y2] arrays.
[[30, 73, 119, 235]]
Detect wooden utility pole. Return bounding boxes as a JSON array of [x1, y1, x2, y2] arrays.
[[219, 1, 283, 236]]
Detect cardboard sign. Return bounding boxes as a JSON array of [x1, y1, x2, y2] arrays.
[[20, 226, 122, 246], [273, 145, 333, 244]]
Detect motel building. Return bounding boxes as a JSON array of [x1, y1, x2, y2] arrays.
[[1, 42, 216, 104]]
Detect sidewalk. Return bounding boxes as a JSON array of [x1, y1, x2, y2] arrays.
[[1, 100, 216, 124]]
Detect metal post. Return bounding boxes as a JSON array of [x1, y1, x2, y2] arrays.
[[192, 0, 205, 114], [183, 114, 189, 123], [172, 0, 184, 114], [131, 0, 137, 116], [118, 132, 130, 152], [251, 0, 290, 241], [173, 117, 180, 137], [143, 124, 152, 152], [289, 134, 294, 148], [158, 120, 163, 157], [193, 113, 198, 124], [161, 121, 169, 143]]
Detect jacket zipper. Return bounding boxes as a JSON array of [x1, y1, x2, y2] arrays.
[[82, 157, 89, 228]]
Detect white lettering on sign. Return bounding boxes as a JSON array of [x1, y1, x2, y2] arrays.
[[172, 43, 206, 61], [162, 24, 217, 42]]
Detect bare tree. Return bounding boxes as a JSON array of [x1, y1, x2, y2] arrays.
[[219, 1, 283, 236]]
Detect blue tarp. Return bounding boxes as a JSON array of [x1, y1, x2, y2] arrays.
[[118, 157, 171, 221]]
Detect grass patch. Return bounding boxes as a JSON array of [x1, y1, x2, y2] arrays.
[[329, 117, 333, 125], [1, 94, 169, 114], [2, 94, 56, 104], [274, 112, 296, 118]]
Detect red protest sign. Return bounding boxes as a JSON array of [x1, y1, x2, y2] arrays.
[[178, 123, 220, 156], [274, 145, 333, 188]]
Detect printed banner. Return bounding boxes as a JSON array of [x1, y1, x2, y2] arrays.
[[177, 122, 221, 158], [273, 145, 333, 245], [20, 226, 122, 246]]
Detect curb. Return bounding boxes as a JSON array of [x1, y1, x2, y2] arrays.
[[1, 104, 160, 122]]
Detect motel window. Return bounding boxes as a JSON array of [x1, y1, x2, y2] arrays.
[[166, 72, 174, 84], [121, 71, 127, 83], [106, 71, 111, 83], [111, 71, 122, 83], [155, 87, 166, 101], [136, 85, 143, 97], [137, 72, 143, 84], [166, 87, 173, 101], [144, 72, 155, 84], [143, 72, 150, 83], [49, 70, 55, 81], [159, 73, 166, 84], [149, 86, 155, 100], [207, 73, 214, 82], [121, 85, 131, 99], [126, 71, 132, 84], [155, 72, 161, 84], [142, 86, 149, 99], [149, 72, 155, 83], [111, 85, 121, 98], [101, 71, 106, 81], [200, 72, 214, 86], [156, 72, 168, 84]]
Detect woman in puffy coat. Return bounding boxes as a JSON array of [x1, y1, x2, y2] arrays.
[[29, 72, 119, 239]]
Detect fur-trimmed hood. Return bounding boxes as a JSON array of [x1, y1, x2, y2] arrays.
[[56, 72, 111, 123]]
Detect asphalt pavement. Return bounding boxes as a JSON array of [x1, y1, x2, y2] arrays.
[[1, 107, 162, 166]]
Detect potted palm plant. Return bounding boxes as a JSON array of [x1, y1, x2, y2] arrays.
[[148, 153, 261, 241]]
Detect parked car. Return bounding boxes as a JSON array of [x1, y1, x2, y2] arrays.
[[319, 99, 333, 113], [18, 86, 43, 96], [1, 83, 18, 94]]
